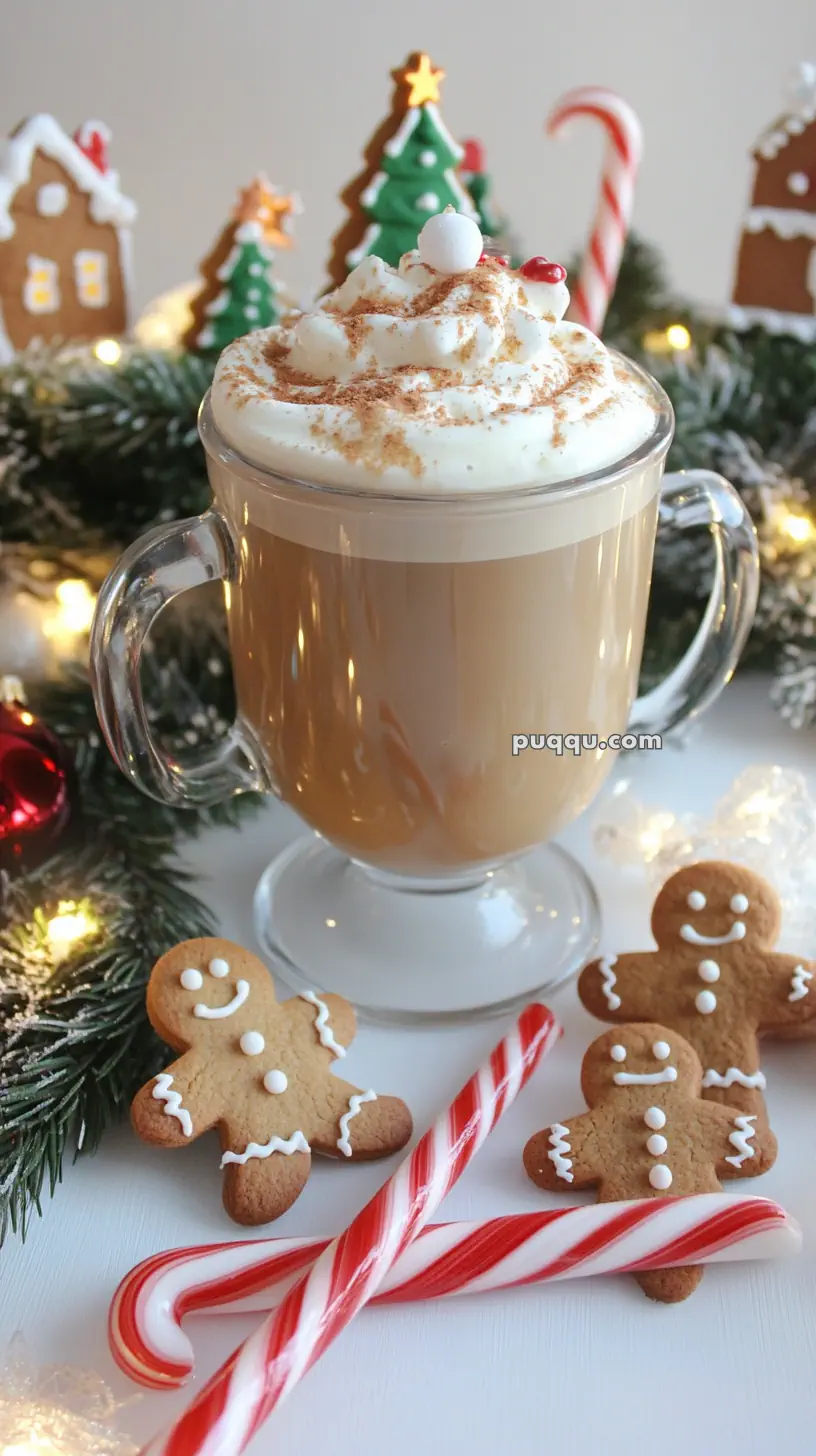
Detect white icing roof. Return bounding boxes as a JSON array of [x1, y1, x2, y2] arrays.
[[0, 113, 137, 241]]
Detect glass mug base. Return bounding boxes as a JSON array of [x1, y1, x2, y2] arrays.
[[253, 835, 601, 1023]]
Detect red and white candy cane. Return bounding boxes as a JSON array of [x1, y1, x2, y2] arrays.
[[113, 1194, 800, 1391], [139, 1001, 560, 1456], [547, 86, 643, 335]]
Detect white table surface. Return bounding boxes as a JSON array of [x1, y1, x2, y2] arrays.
[[3, 674, 816, 1456]]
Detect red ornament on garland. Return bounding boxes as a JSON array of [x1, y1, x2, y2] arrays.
[[519, 256, 567, 284], [0, 679, 73, 874]]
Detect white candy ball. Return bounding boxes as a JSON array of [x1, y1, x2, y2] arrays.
[[418, 210, 483, 275]]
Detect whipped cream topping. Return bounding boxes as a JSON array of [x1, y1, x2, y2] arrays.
[[211, 245, 657, 493]]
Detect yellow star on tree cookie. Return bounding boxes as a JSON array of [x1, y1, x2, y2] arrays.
[[403, 52, 445, 107]]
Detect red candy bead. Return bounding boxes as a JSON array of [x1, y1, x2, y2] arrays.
[[519, 256, 567, 284], [478, 252, 509, 266]]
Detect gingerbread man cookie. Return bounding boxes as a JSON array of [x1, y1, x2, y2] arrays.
[[523, 1023, 777, 1303], [131, 938, 413, 1225], [578, 861, 816, 1123]]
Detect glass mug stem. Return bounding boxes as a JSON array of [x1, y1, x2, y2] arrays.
[[90, 469, 758, 812]]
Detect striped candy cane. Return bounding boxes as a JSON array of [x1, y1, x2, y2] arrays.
[[547, 86, 643, 334], [139, 1001, 560, 1456], [113, 1195, 800, 1391]]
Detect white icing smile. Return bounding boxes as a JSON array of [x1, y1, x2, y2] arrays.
[[614, 1068, 678, 1086], [194, 980, 250, 1019], [680, 921, 746, 946]]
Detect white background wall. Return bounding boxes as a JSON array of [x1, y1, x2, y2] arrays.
[[2, 0, 815, 318]]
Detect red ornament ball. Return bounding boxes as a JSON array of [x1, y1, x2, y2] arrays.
[[519, 257, 568, 285], [0, 696, 73, 873]]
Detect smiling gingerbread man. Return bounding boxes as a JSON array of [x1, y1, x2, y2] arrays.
[[578, 861, 816, 1122], [131, 938, 413, 1225], [524, 1022, 777, 1302]]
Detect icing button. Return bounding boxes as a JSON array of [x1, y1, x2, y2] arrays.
[[263, 1068, 288, 1094], [649, 1164, 673, 1190], [239, 1030, 265, 1056], [695, 990, 717, 1015], [646, 1133, 668, 1156], [698, 959, 720, 983], [644, 1106, 666, 1130]]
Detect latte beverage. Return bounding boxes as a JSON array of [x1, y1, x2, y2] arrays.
[[209, 221, 661, 878]]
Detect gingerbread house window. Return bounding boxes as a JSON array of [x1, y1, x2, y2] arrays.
[[37, 182, 69, 216], [74, 250, 108, 308], [23, 255, 60, 314]]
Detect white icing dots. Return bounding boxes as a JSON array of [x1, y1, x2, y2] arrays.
[[180, 968, 203, 990], [649, 1164, 673, 1190], [788, 171, 810, 195], [644, 1106, 666, 1130], [209, 957, 230, 977], [609, 1044, 627, 1062], [239, 1030, 265, 1056], [698, 959, 720, 983], [646, 1133, 668, 1156], [652, 1041, 670, 1060], [686, 890, 706, 910], [263, 1069, 288, 1094], [730, 893, 749, 913], [695, 990, 717, 1015]]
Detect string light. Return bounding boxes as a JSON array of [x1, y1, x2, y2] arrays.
[[93, 339, 122, 366], [40, 578, 97, 658], [46, 901, 98, 952], [642, 324, 692, 355], [776, 507, 816, 546]]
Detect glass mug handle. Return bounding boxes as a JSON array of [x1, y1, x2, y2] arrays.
[[90, 509, 268, 807], [628, 469, 759, 737]]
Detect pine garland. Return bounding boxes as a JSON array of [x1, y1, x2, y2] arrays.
[[1, 232, 816, 1242], [0, 608, 260, 1244]]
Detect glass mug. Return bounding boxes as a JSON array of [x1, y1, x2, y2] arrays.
[[90, 359, 759, 1022]]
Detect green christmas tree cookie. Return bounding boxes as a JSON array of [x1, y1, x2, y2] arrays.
[[184, 176, 299, 355], [327, 52, 478, 284]]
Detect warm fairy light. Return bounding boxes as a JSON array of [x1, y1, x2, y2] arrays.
[[737, 790, 783, 821], [93, 338, 122, 365], [777, 508, 815, 545], [41, 578, 97, 658], [642, 324, 692, 355], [637, 812, 677, 860], [19, 710, 34, 726], [54, 579, 96, 632], [348, 658, 355, 684], [46, 901, 97, 950]]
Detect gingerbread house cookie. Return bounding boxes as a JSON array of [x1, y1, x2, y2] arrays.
[[730, 63, 816, 339], [0, 114, 136, 360]]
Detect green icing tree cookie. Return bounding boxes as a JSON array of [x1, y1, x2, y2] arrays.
[[327, 52, 478, 285], [184, 176, 298, 355]]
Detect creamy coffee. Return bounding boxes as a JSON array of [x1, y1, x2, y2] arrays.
[[207, 211, 662, 877]]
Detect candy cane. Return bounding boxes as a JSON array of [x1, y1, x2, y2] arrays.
[[547, 86, 643, 335], [112, 1194, 800, 1391], [139, 1001, 560, 1456]]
